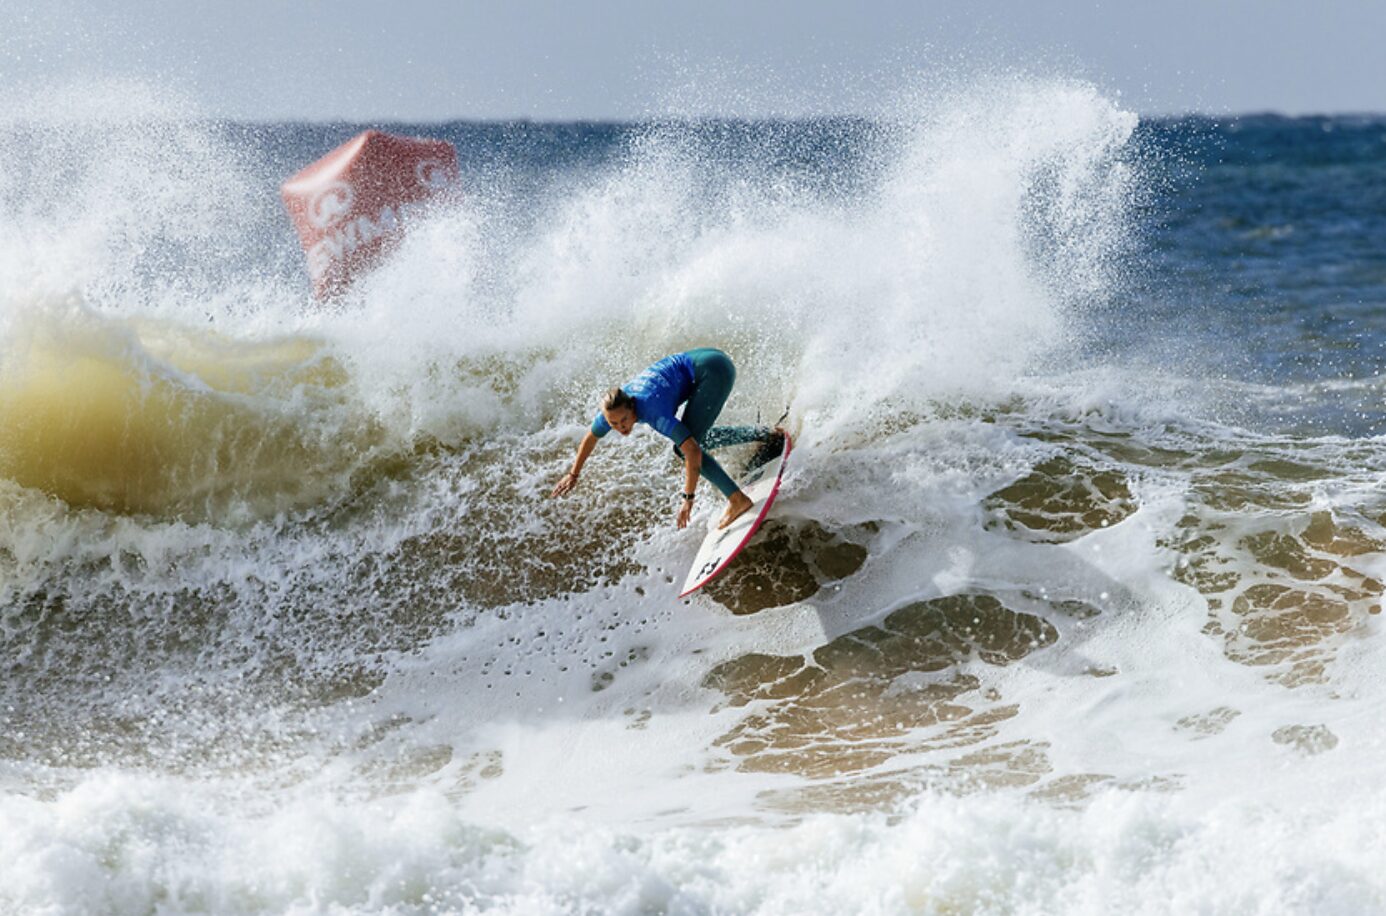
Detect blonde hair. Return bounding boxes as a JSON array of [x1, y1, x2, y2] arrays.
[[602, 387, 636, 414]]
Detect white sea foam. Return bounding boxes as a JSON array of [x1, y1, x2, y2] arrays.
[[3, 776, 1385, 915]]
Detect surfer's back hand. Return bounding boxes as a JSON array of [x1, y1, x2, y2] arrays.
[[550, 471, 580, 497]]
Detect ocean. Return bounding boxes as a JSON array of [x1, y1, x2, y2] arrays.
[[2, 78, 1386, 914]]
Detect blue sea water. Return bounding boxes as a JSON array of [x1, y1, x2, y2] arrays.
[[1124, 116, 1386, 430]]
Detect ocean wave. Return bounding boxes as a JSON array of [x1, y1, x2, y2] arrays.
[[5, 77, 1386, 913]]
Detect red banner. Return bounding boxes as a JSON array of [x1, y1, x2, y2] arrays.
[[281, 130, 459, 299]]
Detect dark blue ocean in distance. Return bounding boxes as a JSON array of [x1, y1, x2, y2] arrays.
[[1126, 115, 1386, 435]]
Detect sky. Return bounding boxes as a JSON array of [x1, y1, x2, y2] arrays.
[[2, 0, 1384, 121]]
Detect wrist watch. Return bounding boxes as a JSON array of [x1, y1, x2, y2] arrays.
[[682, 492, 695, 501]]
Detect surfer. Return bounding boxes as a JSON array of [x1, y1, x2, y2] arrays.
[[550, 348, 775, 530]]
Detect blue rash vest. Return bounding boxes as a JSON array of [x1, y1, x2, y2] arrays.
[[591, 352, 697, 445]]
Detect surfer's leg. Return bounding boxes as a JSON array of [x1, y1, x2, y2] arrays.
[[669, 442, 739, 496], [698, 454, 740, 498], [681, 348, 736, 440], [678, 349, 747, 502], [702, 424, 782, 477], [682, 350, 776, 451], [702, 425, 771, 450]]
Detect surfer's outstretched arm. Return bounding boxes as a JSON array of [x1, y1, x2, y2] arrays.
[[551, 431, 599, 497]]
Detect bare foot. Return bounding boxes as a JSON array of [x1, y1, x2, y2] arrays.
[[718, 491, 754, 529]]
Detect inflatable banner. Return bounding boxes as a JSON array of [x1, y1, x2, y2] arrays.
[[281, 130, 458, 298]]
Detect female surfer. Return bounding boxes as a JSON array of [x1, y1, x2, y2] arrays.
[[550, 348, 773, 530]]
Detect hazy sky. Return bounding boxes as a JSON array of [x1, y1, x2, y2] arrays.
[[3, 0, 1384, 120]]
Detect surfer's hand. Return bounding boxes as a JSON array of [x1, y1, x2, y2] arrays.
[[550, 471, 579, 497], [676, 498, 692, 529]]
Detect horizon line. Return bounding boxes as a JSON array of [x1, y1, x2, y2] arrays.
[[171, 110, 1386, 127]]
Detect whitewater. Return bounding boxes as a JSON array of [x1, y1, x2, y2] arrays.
[[3, 78, 1386, 915]]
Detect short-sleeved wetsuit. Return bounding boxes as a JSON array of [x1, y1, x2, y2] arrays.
[[591, 348, 763, 497]]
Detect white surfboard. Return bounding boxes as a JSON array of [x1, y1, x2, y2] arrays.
[[680, 432, 793, 598]]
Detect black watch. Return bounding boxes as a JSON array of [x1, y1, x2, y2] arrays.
[[681, 492, 696, 501]]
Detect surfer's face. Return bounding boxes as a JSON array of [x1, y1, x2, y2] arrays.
[[603, 406, 636, 436]]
